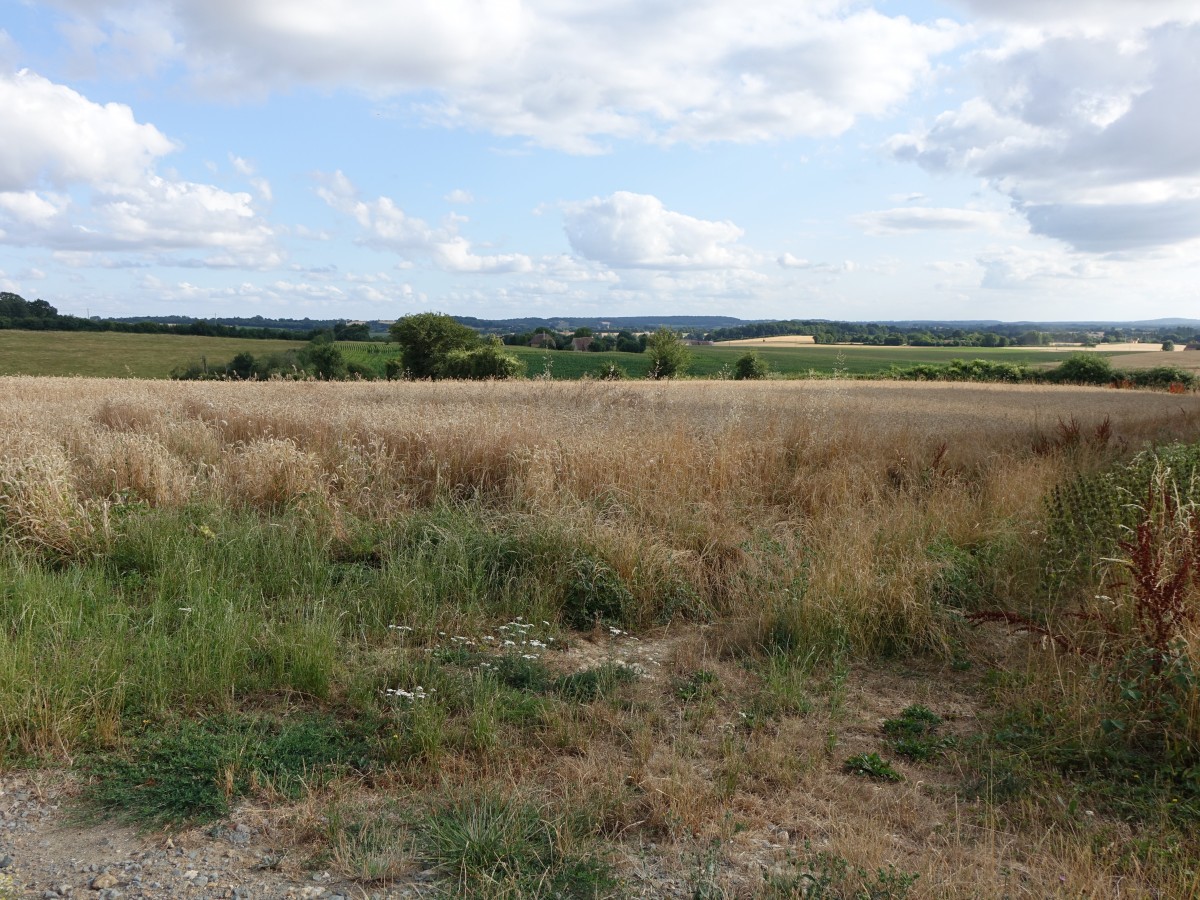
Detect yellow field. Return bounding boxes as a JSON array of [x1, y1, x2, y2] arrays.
[[3, 376, 1200, 897], [1107, 348, 1200, 371], [721, 334, 817, 347]]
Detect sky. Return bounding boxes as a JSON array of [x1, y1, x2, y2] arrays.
[[1, 0, 1199, 323]]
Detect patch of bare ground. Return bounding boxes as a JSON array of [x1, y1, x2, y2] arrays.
[[0, 627, 1181, 899]]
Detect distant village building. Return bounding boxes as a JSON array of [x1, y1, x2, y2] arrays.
[[683, 339, 714, 346], [529, 333, 556, 349], [570, 336, 594, 352]]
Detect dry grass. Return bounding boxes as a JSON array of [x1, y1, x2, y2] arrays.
[[3, 376, 1200, 897], [721, 335, 817, 347], [1107, 349, 1200, 371]]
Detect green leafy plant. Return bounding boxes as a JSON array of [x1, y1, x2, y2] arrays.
[[842, 752, 903, 782], [882, 705, 955, 761]]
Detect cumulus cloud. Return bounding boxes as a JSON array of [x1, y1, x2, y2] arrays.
[[562, 192, 753, 269], [890, 21, 1200, 252], [316, 170, 533, 273], [45, 0, 962, 152], [0, 68, 279, 265], [0, 69, 176, 190]]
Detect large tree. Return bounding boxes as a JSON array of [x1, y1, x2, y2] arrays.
[[388, 312, 480, 379], [645, 327, 690, 379]]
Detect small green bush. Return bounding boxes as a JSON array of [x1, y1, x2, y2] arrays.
[[733, 351, 768, 380], [562, 556, 634, 628]]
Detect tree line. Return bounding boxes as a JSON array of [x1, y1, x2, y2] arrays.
[[702, 319, 1200, 347], [0, 292, 323, 342]]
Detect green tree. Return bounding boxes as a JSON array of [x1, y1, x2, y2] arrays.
[[226, 351, 257, 380], [646, 327, 690, 379], [299, 341, 348, 380], [333, 321, 371, 341], [733, 350, 768, 380], [1053, 353, 1116, 385], [388, 312, 480, 379], [1162, 340, 1176, 352]]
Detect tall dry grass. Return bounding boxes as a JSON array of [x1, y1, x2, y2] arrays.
[[2, 376, 1198, 650]]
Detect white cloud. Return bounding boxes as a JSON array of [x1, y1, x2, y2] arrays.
[[977, 245, 1112, 289], [46, 0, 963, 152], [950, 0, 1200, 31], [853, 207, 1009, 234], [229, 154, 255, 176], [891, 22, 1200, 252], [444, 189, 474, 204], [0, 69, 176, 191], [777, 253, 812, 269], [562, 192, 753, 269], [316, 170, 533, 273], [0, 69, 280, 266]]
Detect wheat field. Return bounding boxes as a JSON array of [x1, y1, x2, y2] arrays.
[[3, 375, 1200, 897]]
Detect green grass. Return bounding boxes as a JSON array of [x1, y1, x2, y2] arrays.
[[80, 712, 373, 826], [0, 330, 305, 378], [492, 343, 1089, 379], [418, 791, 619, 898]]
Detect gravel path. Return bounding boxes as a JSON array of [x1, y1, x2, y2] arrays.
[[0, 774, 432, 900]]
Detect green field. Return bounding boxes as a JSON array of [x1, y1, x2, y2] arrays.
[[0, 330, 306, 378], [0, 330, 1096, 380], [344, 340, 1085, 379]]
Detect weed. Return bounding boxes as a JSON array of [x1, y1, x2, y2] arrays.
[[842, 753, 903, 782], [750, 650, 813, 720], [563, 556, 634, 629], [675, 669, 720, 703], [323, 799, 411, 882], [417, 791, 618, 898], [763, 844, 919, 899], [882, 705, 955, 762], [553, 663, 638, 703]]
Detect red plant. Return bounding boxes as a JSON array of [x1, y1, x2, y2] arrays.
[[1114, 481, 1200, 662]]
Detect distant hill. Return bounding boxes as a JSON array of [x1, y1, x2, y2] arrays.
[[454, 315, 749, 334]]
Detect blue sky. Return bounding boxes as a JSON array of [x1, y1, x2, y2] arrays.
[[2, 0, 1199, 322]]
